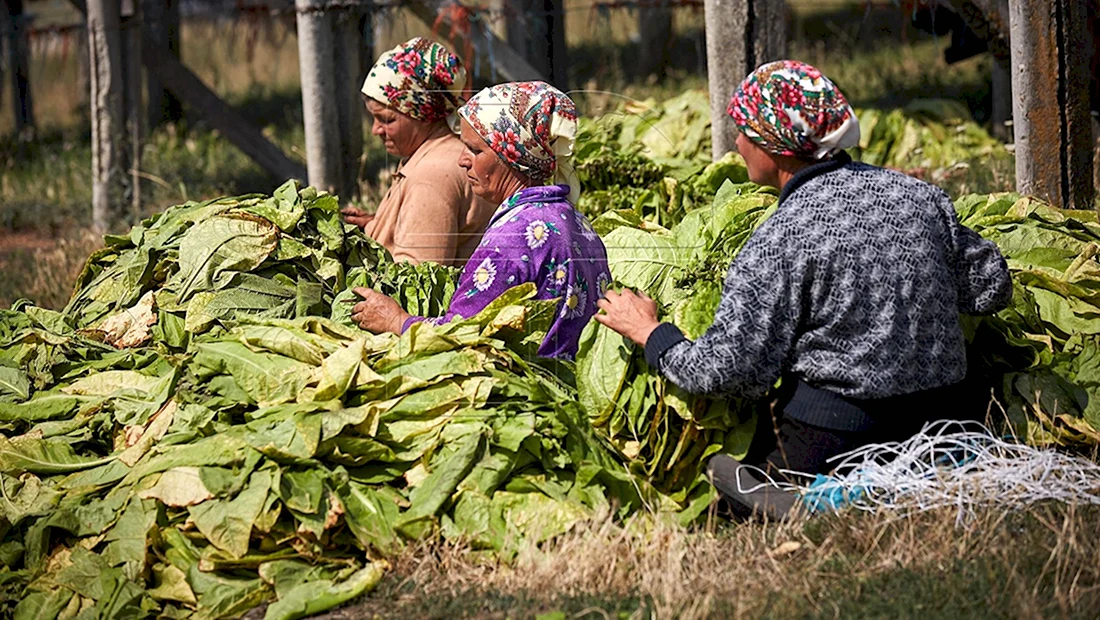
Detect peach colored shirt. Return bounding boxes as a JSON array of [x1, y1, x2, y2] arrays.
[[363, 126, 495, 266]]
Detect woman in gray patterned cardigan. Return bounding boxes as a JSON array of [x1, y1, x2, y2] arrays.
[[595, 60, 1012, 518]]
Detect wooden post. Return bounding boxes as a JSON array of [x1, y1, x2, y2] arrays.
[[4, 0, 35, 138], [297, 0, 349, 197], [70, 0, 306, 184], [144, 0, 183, 128], [990, 58, 1013, 142], [122, 0, 142, 213], [0, 6, 8, 128], [88, 0, 125, 232], [638, 3, 673, 79], [704, 0, 788, 160], [1008, 0, 1095, 209], [499, 0, 567, 88], [704, 0, 745, 160], [76, 26, 91, 113], [545, 0, 568, 90], [336, 4, 364, 202]]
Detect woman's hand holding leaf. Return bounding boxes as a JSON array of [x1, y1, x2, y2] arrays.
[[595, 289, 661, 347], [351, 287, 411, 334], [341, 207, 376, 230]]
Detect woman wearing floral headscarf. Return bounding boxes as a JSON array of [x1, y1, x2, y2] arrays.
[[349, 81, 610, 360], [341, 37, 495, 266], [596, 61, 1012, 516]]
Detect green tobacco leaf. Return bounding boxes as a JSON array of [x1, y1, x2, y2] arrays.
[[189, 569, 271, 620], [314, 338, 368, 401], [263, 562, 387, 620], [184, 277, 296, 331], [603, 225, 686, 303], [243, 409, 322, 462], [671, 280, 721, 340], [147, 563, 197, 605], [0, 391, 84, 423], [102, 498, 157, 580], [189, 468, 274, 559], [0, 473, 61, 526], [0, 366, 30, 402], [235, 323, 336, 365], [398, 430, 484, 536], [575, 322, 632, 424], [171, 213, 279, 302], [340, 481, 401, 553], [12, 589, 74, 620], [279, 469, 325, 514], [127, 434, 253, 482], [0, 435, 115, 475], [241, 195, 305, 232], [62, 369, 164, 397], [138, 467, 215, 506], [192, 341, 313, 407]]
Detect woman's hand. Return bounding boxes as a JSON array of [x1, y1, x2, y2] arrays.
[[595, 289, 661, 347], [350, 288, 411, 334], [341, 207, 375, 230]]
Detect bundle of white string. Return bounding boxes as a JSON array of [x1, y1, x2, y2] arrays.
[[752, 420, 1100, 521]]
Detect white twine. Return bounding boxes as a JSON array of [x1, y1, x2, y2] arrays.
[[732, 420, 1100, 523]]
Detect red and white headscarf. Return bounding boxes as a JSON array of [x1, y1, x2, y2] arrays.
[[361, 37, 467, 129], [458, 81, 581, 203], [727, 60, 860, 160]]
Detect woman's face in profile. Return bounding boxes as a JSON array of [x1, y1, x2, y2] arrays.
[[366, 98, 432, 158]]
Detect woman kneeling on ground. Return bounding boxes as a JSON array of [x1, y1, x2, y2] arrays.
[[341, 37, 495, 266], [348, 82, 611, 360], [595, 60, 1013, 517]]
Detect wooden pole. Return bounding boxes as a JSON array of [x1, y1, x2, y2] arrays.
[[1008, 0, 1095, 209], [122, 0, 142, 214], [545, 0, 568, 89], [88, 0, 125, 232], [296, 0, 346, 197], [638, 3, 673, 79], [704, 0, 789, 160], [0, 6, 8, 130], [144, 0, 183, 129], [990, 58, 1012, 142], [704, 0, 748, 160], [335, 4, 364, 202], [70, 0, 306, 184], [4, 0, 35, 138]]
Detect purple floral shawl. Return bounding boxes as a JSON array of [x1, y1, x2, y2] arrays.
[[403, 185, 609, 359]]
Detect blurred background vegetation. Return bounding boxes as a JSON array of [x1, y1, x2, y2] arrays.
[[0, 0, 1008, 307]]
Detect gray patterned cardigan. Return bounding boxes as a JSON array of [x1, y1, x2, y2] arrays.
[[644, 153, 1012, 430]]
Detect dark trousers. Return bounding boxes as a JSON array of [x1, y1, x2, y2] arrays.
[[741, 414, 918, 480]]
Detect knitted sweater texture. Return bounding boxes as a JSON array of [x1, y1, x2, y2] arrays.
[[645, 155, 1012, 408]]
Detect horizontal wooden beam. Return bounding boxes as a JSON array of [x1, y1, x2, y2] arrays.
[[70, 0, 306, 183]]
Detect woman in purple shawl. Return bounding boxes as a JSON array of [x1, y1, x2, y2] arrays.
[[349, 81, 610, 359]]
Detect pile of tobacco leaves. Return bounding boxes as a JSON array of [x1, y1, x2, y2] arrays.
[[1, 98, 1096, 619], [0, 181, 652, 618]]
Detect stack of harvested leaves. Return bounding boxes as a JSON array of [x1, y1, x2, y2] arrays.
[[576, 179, 777, 513], [956, 194, 1100, 446], [0, 182, 644, 618]]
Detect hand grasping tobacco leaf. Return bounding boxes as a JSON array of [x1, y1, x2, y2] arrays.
[[350, 287, 411, 334]]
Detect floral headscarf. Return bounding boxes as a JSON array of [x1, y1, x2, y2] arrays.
[[458, 81, 581, 203], [727, 60, 860, 160], [361, 37, 466, 128]]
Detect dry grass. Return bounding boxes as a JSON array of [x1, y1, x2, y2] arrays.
[[317, 503, 1100, 619], [0, 229, 101, 309]]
